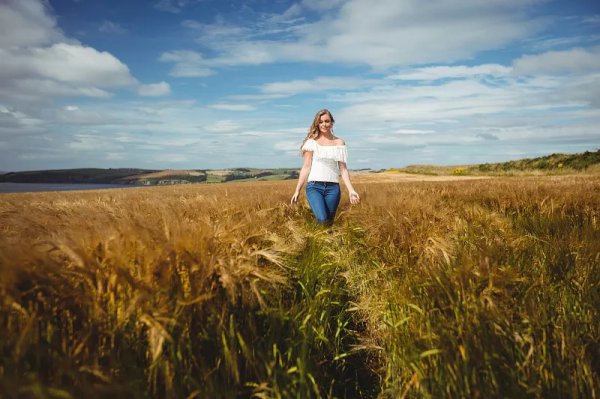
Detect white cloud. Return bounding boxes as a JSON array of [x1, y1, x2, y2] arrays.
[[0, 44, 135, 86], [0, 105, 43, 127], [155, 153, 191, 163], [476, 132, 500, 140], [154, 0, 197, 14], [179, 0, 546, 71], [582, 15, 600, 26], [329, 61, 600, 140], [528, 35, 595, 51], [306, 0, 544, 68], [395, 129, 435, 135], [300, 0, 346, 12], [159, 50, 214, 77], [99, 21, 126, 34], [0, 1, 139, 114], [138, 81, 171, 97], [106, 152, 126, 161], [260, 76, 379, 96], [271, 4, 304, 23], [209, 103, 256, 111], [513, 47, 600, 75], [181, 19, 248, 40], [10, 78, 112, 99], [274, 140, 303, 157], [390, 64, 512, 81], [54, 107, 111, 125], [0, 0, 65, 47], [68, 134, 123, 151], [205, 120, 241, 133]]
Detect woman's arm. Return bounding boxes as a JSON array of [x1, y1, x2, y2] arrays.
[[339, 161, 360, 204], [291, 151, 313, 204]]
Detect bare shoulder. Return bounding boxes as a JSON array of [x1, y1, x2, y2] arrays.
[[334, 137, 346, 145]]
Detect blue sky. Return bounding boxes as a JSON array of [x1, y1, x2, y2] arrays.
[[0, 0, 599, 171]]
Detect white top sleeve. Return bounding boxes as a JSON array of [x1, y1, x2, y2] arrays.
[[301, 139, 316, 152], [331, 146, 348, 163]]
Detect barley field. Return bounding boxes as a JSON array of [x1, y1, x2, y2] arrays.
[[1, 175, 598, 398]]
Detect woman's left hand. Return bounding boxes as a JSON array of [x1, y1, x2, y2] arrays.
[[349, 191, 360, 205]]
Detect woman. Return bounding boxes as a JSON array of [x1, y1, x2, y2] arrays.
[[291, 109, 360, 225]]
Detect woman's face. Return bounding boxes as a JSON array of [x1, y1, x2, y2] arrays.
[[318, 113, 333, 135]]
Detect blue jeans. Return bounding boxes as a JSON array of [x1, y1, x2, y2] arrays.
[[306, 181, 341, 225]]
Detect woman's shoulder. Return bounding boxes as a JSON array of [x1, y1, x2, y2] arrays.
[[333, 137, 346, 146], [302, 138, 316, 151], [314, 137, 345, 146]]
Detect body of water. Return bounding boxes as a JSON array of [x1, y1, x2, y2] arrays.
[[0, 182, 141, 193]]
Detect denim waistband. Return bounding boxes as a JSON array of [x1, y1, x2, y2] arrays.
[[307, 181, 339, 187]]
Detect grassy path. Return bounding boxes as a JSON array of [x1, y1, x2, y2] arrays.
[[242, 223, 379, 398]]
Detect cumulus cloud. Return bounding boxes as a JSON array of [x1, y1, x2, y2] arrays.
[[205, 120, 242, 133], [582, 15, 600, 25], [0, 0, 158, 170], [99, 20, 126, 34], [209, 103, 256, 111], [476, 132, 500, 140], [260, 76, 379, 96], [0, 0, 65, 47], [0, 0, 138, 113], [181, 19, 248, 40], [300, 0, 346, 12], [154, 0, 184, 13], [138, 81, 171, 97], [395, 129, 435, 135], [323, 58, 600, 153], [154, 0, 201, 14], [0, 44, 135, 86], [68, 134, 123, 151], [159, 50, 214, 77], [513, 47, 600, 75], [176, 0, 546, 72], [10, 78, 112, 99], [0, 105, 43, 128], [390, 64, 512, 81]]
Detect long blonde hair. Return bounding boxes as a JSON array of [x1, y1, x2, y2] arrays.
[[300, 109, 336, 151]]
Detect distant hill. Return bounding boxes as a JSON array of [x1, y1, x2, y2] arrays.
[[0, 167, 300, 185], [0, 168, 158, 184], [396, 149, 600, 176], [5, 150, 597, 185], [117, 170, 208, 185], [475, 150, 600, 173]]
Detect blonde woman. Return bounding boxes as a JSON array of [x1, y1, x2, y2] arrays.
[[291, 109, 360, 224]]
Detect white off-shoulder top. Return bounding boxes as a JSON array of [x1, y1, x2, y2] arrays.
[[301, 139, 348, 183]]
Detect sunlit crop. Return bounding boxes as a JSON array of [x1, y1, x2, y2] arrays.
[[1, 175, 598, 398]]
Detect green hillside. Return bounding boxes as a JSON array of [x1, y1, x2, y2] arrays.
[[398, 149, 600, 176], [0, 167, 299, 185], [0, 168, 157, 184], [476, 149, 600, 172]]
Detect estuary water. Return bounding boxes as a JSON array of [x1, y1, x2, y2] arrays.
[[0, 182, 140, 193]]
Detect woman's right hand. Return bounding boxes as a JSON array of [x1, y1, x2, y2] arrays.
[[349, 190, 360, 205], [291, 191, 300, 204]]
